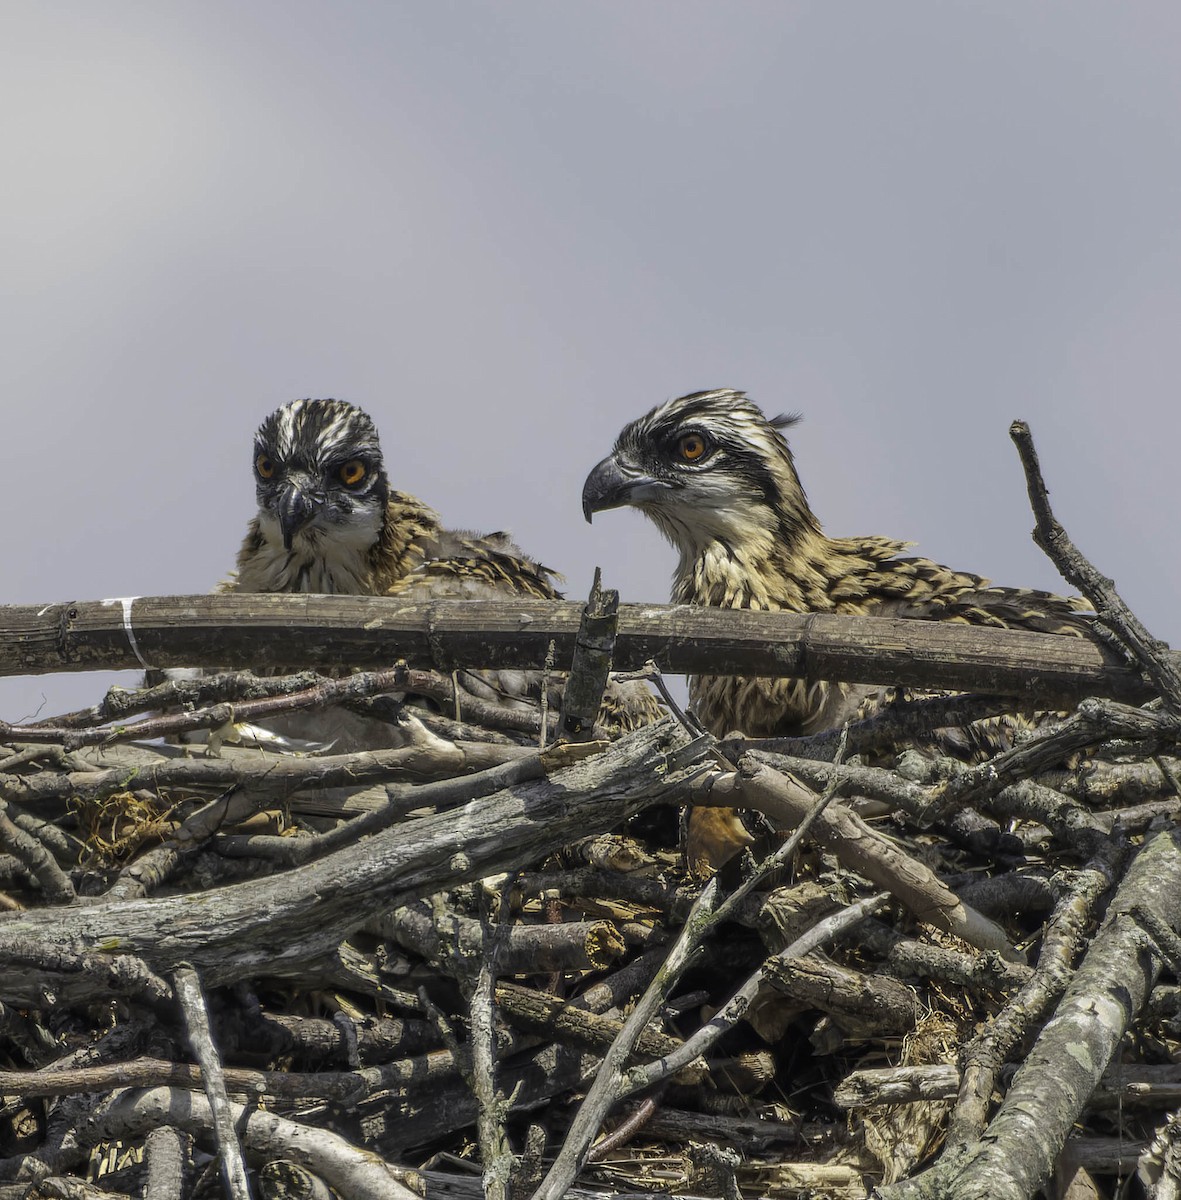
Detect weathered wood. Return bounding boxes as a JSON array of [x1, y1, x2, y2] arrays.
[[881, 826, 1181, 1200], [0, 720, 708, 1004], [0, 594, 1163, 703], [556, 571, 619, 740]]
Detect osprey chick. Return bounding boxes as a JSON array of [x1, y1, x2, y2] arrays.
[[582, 388, 1091, 742], [234, 398, 556, 603], [230, 398, 657, 744]]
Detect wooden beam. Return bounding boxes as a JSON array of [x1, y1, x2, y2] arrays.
[[0, 594, 1160, 703]]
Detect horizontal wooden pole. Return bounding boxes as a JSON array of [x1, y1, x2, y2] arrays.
[[0, 594, 1160, 705]]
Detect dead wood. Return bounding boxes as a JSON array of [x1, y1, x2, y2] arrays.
[[80, 1088, 422, 1200], [4, 423, 1181, 1200], [0, 594, 1169, 705], [0, 720, 706, 1004], [880, 826, 1181, 1200], [375, 900, 627, 975]]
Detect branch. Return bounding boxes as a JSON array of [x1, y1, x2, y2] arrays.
[[0, 720, 710, 1003], [1011, 419, 1181, 713], [172, 965, 251, 1200], [80, 1088, 421, 1200], [0, 595, 1163, 705], [556, 570, 618, 742], [880, 826, 1181, 1200]]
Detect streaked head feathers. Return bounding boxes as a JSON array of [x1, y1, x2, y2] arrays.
[[582, 388, 817, 558], [252, 399, 389, 552]]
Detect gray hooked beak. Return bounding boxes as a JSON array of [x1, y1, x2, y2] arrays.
[[276, 484, 322, 550], [581, 454, 666, 522]]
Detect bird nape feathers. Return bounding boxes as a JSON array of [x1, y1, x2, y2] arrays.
[[582, 388, 1093, 871], [226, 397, 658, 748]]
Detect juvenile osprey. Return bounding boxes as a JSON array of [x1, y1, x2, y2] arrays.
[[582, 388, 1091, 742], [231, 398, 657, 742], [234, 398, 556, 603]]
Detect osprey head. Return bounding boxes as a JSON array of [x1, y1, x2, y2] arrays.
[[581, 389, 818, 556], [252, 399, 389, 552]]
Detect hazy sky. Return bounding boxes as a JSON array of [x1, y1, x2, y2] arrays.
[[3, 2, 1180, 721]]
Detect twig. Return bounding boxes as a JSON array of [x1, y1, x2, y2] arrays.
[[1130, 902, 1181, 975], [532, 728, 854, 1200], [218, 753, 550, 868], [707, 754, 1018, 957], [556, 570, 618, 742], [880, 826, 1181, 1200], [80, 1087, 422, 1200], [375, 901, 625, 976], [7, 666, 415, 750], [470, 879, 515, 1200], [944, 838, 1126, 1148], [1011, 418, 1181, 713], [538, 639, 556, 751], [614, 659, 705, 737], [173, 964, 252, 1200], [721, 692, 1021, 762], [629, 894, 889, 1094], [0, 802, 74, 905], [34, 670, 328, 731]]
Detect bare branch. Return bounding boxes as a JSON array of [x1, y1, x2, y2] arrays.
[[0, 595, 1162, 706], [1011, 418, 1181, 713]]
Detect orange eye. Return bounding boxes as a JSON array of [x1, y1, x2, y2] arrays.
[[677, 433, 708, 462], [255, 454, 275, 479], [339, 459, 366, 487]]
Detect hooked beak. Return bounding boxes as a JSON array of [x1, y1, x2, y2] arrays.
[[581, 454, 668, 523], [275, 484, 321, 550]]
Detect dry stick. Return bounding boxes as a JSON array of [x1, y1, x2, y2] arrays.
[[537, 639, 556, 751], [0, 802, 74, 904], [220, 753, 550, 869], [6, 802, 84, 864], [376, 901, 625, 976], [532, 729, 853, 1200], [722, 692, 1021, 762], [471, 881, 515, 1200], [493, 982, 704, 1081], [82, 1087, 421, 1200], [879, 825, 1181, 1200], [8, 666, 414, 749], [2, 594, 1164, 707], [556, 569, 619, 742], [835, 1065, 963, 1109], [172, 964, 252, 1200], [616, 660, 706, 737], [707, 756, 1018, 958], [0, 733, 533, 809], [0, 1049, 519, 1105], [37, 670, 329, 731], [1130, 901, 1181, 974], [930, 697, 1179, 814], [586, 1086, 667, 1162], [0, 722, 709, 1006], [36, 1178, 132, 1199], [1011, 418, 1181, 714], [626, 893, 890, 1094], [0, 936, 174, 1011], [1135, 1107, 1181, 1199], [405, 668, 561, 739], [142, 1125, 189, 1200], [943, 838, 1127, 1148], [762, 950, 919, 1037], [356, 950, 671, 1154]]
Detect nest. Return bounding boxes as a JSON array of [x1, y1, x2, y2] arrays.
[[0, 428, 1179, 1200]]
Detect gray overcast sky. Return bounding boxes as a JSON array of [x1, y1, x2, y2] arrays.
[[3, 2, 1179, 720]]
